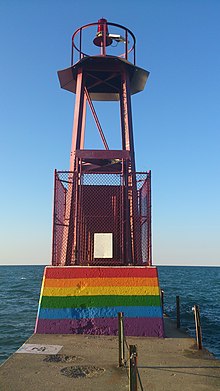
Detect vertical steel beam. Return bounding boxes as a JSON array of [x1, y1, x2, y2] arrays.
[[120, 71, 141, 264], [69, 69, 86, 171], [120, 73, 133, 264], [125, 30, 128, 61], [75, 157, 83, 264], [80, 93, 87, 149], [120, 71, 136, 172], [64, 69, 86, 264], [52, 169, 57, 266], [102, 20, 107, 56], [147, 170, 152, 265]]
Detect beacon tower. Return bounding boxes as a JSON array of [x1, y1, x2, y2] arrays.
[[35, 19, 164, 337]]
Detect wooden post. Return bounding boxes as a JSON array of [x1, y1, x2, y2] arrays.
[[129, 345, 137, 391], [118, 312, 125, 367], [193, 305, 203, 349], [176, 295, 180, 328]]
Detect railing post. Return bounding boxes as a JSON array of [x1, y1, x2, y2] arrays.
[[160, 289, 164, 314], [129, 345, 137, 391], [193, 305, 203, 349], [176, 295, 180, 329], [118, 312, 125, 367]]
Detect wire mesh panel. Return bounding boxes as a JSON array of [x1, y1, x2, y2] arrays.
[[78, 173, 123, 265], [52, 171, 67, 265], [138, 172, 152, 265], [52, 170, 151, 266]]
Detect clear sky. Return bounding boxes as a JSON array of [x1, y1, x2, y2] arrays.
[[0, 0, 219, 266]]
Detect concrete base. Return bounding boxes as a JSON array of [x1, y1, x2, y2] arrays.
[[35, 266, 164, 337]]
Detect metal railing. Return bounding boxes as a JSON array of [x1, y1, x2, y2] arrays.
[[118, 312, 144, 391], [161, 290, 203, 350], [71, 20, 136, 65], [192, 304, 203, 350]]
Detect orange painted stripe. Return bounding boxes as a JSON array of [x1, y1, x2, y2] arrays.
[[44, 277, 159, 288]]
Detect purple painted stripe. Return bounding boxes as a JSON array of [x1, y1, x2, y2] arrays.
[[35, 317, 164, 337]]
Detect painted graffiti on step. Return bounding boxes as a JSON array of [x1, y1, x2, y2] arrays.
[[16, 344, 63, 355]]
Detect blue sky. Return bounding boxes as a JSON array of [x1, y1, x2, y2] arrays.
[[0, 0, 219, 266]]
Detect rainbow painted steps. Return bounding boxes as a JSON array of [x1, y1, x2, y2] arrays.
[[35, 266, 164, 337]]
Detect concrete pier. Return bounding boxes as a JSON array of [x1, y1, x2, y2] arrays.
[[0, 317, 220, 390]]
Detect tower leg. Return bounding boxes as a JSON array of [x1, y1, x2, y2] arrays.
[[120, 72, 142, 264], [61, 70, 87, 265]]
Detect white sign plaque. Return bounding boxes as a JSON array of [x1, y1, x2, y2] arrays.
[[94, 233, 113, 258]]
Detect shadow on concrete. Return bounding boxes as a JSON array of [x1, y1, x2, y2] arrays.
[[163, 316, 189, 338], [136, 365, 220, 379]]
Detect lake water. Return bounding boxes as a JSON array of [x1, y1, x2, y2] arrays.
[[0, 265, 219, 364]]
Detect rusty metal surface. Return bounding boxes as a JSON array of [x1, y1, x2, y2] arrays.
[[57, 57, 149, 100], [52, 171, 151, 267], [75, 150, 130, 160], [53, 19, 152, 268]]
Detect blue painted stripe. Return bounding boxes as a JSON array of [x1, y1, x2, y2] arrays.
[[38, 306, 162, 320]]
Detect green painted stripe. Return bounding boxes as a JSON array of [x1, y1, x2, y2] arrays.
[[41, 295, 161, 309]]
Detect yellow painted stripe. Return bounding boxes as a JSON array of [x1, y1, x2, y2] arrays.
[[43, 286, 160, 297], [44, 277, 159, 288], [39, 276, 45, 299]]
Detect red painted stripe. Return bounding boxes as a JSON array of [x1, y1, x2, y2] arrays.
[[45, 266, 158, 279]]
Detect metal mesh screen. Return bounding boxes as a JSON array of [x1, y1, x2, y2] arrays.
[[52, 170, 151, 266]]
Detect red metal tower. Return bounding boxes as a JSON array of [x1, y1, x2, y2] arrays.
[[52, 19, 152, 267]]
